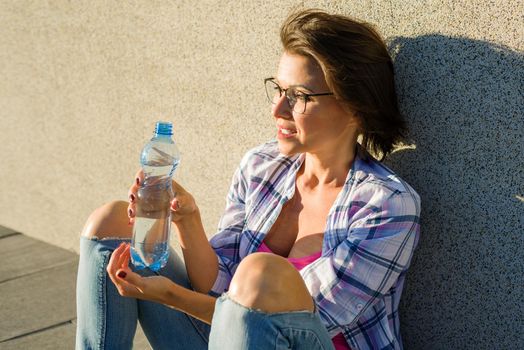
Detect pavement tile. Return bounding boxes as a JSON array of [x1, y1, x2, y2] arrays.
[[0, 234, 78, 283], [0, 322, 76, 350], [0, 225, 19, 239], [0, 261, 78, 342], [133, 324, 151, 350]]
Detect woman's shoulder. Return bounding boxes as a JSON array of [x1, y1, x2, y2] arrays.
[[351, 153, 421, 208]]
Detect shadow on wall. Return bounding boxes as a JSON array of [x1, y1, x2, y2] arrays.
[[385, 35, 523, 349]]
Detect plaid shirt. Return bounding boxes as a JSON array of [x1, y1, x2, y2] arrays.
[[210, 140, 421, 350]]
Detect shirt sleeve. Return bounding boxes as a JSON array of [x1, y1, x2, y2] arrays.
[[300, 189, 421, 334], [208, 161, 249, 296]]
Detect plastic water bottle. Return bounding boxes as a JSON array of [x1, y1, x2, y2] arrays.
[[131, 121, 180, 271]]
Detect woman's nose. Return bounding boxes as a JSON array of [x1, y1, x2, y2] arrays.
[[272, 94, 293, 119]]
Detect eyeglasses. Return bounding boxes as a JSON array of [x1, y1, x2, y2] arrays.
[[264, 77, 334, 114]]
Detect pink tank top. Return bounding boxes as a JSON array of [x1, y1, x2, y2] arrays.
[[256, 242, 351, 350]]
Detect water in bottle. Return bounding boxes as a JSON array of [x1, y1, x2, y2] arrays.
[[131, 121, 180, 271]]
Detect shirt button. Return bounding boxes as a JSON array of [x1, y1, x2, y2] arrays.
[[356, 304, 363, 310]]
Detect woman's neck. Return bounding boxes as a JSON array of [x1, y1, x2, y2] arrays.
[[298, 144, 357, 192]]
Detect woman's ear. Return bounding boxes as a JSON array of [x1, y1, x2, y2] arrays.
[[348, 110, 362, 131]]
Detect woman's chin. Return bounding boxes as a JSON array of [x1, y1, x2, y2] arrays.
[[277, 142, 300, 156]]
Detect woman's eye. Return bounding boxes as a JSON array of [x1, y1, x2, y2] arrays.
[[294, 92, 308, 101]]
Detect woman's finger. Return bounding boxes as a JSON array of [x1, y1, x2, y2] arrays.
[[127, 203, 135, 219], [129, 171, 143, 200], [115, 268, 147, 296], [116, 243, 131, 270], [123, 244, 132, 269], [107, 243, 126, 276], [128, 198, 136, 224], [135, 169, 145, 185], [126, 170, 144, 224], [128, 188, 137, 204], [106, 244, 129, 290]]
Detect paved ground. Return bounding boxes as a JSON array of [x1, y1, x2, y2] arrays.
[[0, 225, 150, 349]]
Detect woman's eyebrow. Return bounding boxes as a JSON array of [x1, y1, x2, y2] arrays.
[[290, 84, 314, 92], [274, 78, 314, 92]]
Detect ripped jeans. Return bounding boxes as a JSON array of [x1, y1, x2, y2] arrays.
[[76, 237, 334, 349]]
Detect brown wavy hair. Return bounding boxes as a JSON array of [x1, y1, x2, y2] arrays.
[[280, 9, 406, 160]]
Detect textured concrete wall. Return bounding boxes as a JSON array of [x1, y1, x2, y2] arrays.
[[386, 35, 523, 348], [1, 1, 522, 348]]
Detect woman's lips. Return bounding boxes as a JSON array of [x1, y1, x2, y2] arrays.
[[277, 126, 297, 139]]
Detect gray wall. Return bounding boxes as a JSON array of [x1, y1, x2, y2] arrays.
[[0, 1, 522, 348], [386, 35, 523, 349]]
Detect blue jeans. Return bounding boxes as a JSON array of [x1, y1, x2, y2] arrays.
[[76, 237, 334, 349]]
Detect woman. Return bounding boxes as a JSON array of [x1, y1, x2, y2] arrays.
[[76, 9, 420, 350]]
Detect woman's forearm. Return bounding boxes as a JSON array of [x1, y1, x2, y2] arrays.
[[163, 283, 217, 325], [173, 209, 219, 293]]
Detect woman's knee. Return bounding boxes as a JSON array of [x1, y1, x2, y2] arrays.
[[228, 253, 314, 313], [81, 200, 132, 239]]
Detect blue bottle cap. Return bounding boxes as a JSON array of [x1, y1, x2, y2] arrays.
[[155, 121, 173, 136]]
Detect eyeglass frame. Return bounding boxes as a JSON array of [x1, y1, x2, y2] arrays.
[[264, 77, 334, 114]]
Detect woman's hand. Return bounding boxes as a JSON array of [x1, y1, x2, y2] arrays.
[[107, 242, 218, 325], [127, 170, 199, 225], [169, 180, 199, 222], [106, 242, 173, 304]]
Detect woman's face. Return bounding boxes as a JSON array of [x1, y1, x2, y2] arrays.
[[272, 52, 359, 157]]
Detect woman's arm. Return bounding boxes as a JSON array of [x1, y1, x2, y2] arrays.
[[172, 205, 219, 294], [129, 144, 255, 297], [107, 243, 217, 324]]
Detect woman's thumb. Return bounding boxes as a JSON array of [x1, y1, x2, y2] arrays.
[[172, 179, 187, 194]]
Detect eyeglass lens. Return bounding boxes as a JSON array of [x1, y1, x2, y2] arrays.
[[264, 80, 307, 114]]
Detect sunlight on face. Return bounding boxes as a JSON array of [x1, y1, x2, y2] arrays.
[[272, 52, 359, 157]]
